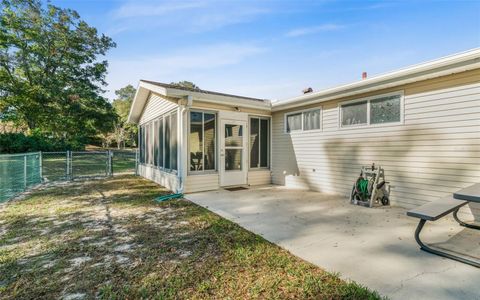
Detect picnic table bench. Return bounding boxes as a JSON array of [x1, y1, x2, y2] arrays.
[[407, 184, 480, 268]]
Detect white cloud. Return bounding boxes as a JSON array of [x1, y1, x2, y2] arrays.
[[105, 43, 267, 99], [285, 24, 345, 37], [112, 1, 206, 19], [108, 0, 271, 34]]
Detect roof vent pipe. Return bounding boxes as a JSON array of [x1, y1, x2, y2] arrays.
[[303, 87, 313, 94], [362, 72, 368, 80]]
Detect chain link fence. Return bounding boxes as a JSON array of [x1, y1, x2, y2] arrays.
[[0, 150, 138, 203], [0, 152, 42, 203]]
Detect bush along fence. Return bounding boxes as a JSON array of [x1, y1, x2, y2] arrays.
[[0, 150, 138, 203]]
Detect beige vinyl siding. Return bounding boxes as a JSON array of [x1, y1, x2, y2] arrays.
[[138, 164, 180, 193], [139, 93, 178, 125], [248, 170, 272, 185], [271, 70, 480, 211], [184, 174, 219, 193]]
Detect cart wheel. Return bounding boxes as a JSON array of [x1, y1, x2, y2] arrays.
[[350, 186, 356, 203], [381, 196, 389, 206]]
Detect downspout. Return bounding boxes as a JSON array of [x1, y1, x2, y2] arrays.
[[177, 95, 193, 193]]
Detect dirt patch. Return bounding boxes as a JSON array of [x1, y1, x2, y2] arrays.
[[0, 175, 383, 299]]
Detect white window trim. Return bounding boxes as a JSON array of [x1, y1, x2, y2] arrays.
[[284, 107, 322, 134], [338, 91, 404, 129], [188, 109, 218, 175], [248, 115, 271, 170]]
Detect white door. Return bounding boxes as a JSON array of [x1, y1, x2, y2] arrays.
[[220, 119, 247, 186]]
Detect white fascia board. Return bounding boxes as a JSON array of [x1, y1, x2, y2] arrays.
[[165, 88, 272, 111], [272, 48, 480, 112], [127, 82, 169, 124]]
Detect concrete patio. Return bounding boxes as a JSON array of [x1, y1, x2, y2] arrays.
[[186, 185, 480, 300]]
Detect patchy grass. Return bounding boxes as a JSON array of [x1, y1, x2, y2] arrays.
[[0, 175, 384, 299]]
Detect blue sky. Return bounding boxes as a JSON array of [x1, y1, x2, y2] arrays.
[[51, 0, 480, 101]]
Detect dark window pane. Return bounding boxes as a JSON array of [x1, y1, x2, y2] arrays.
[[225, 149, 242, 171], [145, 124, 150, 164], [225, 124, 243, 147], [139, 126, 144, 163], [260, 119, 269, 167], [164, 115, 170, 169], [370, 95, 401, 124], [171, 112, 178, 170], [250, 118, 259, 168], [190, 112, 203, 171], [149, 122, 154, 165], [154, 120, 159, 166], [341, 101, 367, 126], [204, 113, 215, 170], [286, 113, 302, 132], [159, 118, 164, 167]]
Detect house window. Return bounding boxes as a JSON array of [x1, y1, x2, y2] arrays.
[[285, 108, 321, 133], [250, 117, 270, 168], [189, 111, 216, 172], [341, 101, 367, 126], [340, 92, 402, 127], [370, 95, 401, 124], [286, 113, 302, 132]]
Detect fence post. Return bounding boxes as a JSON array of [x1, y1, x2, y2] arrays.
[[66, 151, 72, 180], [24, 154, 27, 190], [39, 151, 43, 182], [107, 150, 113, 177]]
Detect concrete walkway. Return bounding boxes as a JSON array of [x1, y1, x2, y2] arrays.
[[186, 185, 480, 300]]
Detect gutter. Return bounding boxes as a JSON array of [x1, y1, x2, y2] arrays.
[[272, 48, 480, 112]]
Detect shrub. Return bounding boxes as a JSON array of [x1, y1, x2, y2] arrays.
[[0, 132, 85, 153]]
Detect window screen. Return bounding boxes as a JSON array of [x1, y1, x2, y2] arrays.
[[189, 111, 216, 172], [286, 113, 302, 132], [250, 117, 270, 168], [164, 115, 170, 169], [171, 112, 177, 170], [303, 109, 320, 130], [370, 95, 401, 124], [341, 101, 367, 126]]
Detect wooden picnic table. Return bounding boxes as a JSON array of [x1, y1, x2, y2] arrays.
[[453, 183, 480, 203]]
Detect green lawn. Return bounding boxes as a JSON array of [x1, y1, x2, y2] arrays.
[[0, 175, 384, 299]]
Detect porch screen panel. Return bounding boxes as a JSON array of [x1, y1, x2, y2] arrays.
[[148, 122, 154, 165], [250, 118, 259, 168], [260, 119, 269, 167], [139, 126, 144, 163], [190, 112, 203, 171], [159, 118, 164, 167], [164, 115, 171, 169], [145, 124, 150, 164], [204, 113, 216, 170], [153, 120, 159, 166], [171, 112, 178, 171]]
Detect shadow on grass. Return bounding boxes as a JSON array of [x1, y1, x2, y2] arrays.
[[0, 175, 384, 300]]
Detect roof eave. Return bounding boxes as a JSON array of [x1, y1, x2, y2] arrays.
[[272, 48, 480, 112], [127, 81, 272, 124]]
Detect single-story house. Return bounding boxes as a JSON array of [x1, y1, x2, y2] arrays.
[[127, 48, 480, 210]]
